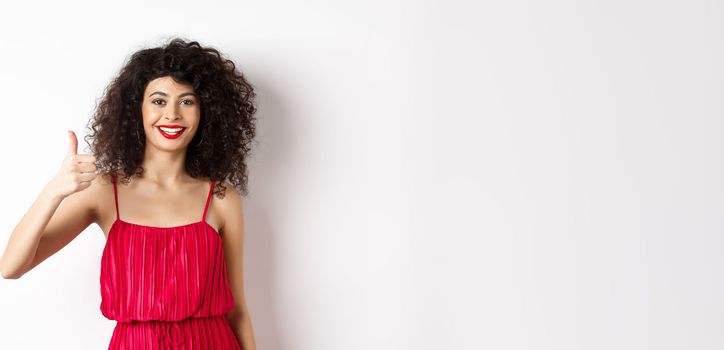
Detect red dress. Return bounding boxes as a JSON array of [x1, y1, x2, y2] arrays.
[[100, 175, 241, 349]]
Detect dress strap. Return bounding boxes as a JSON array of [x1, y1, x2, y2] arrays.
[[110, 173, 120, 220], [202, 180, 215, 222]]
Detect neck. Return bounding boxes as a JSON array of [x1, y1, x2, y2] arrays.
[[139, 146, 189, 185]]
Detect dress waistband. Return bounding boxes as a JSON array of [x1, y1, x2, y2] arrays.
[[110, 315, 238, 349], [120, 315, 228, 347], [150, 320, 184, 347]]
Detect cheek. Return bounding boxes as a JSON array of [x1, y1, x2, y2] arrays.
[[189, 112, 201, 128], [141, 105, 153, 123]]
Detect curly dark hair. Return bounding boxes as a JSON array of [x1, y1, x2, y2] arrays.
[[84, 37, 257, 197]]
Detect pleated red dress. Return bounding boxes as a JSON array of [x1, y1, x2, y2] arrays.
[[100, 174, 241, 349]]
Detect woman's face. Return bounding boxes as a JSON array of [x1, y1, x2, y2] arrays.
[[141, 76, 201, 153]]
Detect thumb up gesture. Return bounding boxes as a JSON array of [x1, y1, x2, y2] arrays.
[[48, 130, 98, 199]]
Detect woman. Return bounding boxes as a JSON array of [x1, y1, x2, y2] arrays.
[[0, 37, 258, 349]]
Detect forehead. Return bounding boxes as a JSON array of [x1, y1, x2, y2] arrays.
[[144, 76, 195, 94]]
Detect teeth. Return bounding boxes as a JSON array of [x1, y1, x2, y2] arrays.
[[159, 127, 184, 133]]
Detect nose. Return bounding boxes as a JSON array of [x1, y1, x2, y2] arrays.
[[163, 102, 181, 121]]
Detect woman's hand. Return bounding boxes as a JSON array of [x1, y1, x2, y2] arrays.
[[0, 130, 100, 279], [47, 130, 98, 199]]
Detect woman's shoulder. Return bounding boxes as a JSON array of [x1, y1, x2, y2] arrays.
[[82, 171, 114, 191], [211, 180, 242, 216], [212, 179, 240, 197], [88, 171, 124, 189]]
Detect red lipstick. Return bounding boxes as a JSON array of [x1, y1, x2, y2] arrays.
[[156, 125, 187, 139]]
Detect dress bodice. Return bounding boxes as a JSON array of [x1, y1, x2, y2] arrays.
[[99, 176, 236, 323]]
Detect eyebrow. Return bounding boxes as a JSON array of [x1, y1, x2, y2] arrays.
[[148, 91, 198, 98]]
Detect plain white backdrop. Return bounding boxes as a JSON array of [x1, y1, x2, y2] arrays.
[[0, 0, 722, 349]]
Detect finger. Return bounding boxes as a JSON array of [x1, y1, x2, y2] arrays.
[[75, 181, 93, 191], [73, 154, 97, 163], [67, 130, 78, 156], [76, 162, 97, 173], [76, 172, 97, 182]]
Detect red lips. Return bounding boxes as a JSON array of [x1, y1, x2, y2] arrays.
[[156, 125, 187, 139]]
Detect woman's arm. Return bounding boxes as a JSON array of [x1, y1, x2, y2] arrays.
[[218, 181, 257, 350], [0, 131, 98, 279]]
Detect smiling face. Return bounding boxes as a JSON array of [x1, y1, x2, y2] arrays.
[[141, 76, 201, 153]]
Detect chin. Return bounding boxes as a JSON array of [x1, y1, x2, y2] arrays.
[[155, 140, 190, 150]]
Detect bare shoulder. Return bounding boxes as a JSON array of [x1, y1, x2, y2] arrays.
[[214, 180, 243, 212], [71, 172, 115, 223], [213, 180, 245, 235], [89, 171, 116, 191]]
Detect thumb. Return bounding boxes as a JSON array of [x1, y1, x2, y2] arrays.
[[67, 130, 78, 156]]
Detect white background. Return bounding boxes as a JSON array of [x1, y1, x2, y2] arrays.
[[0, 1, 722, 349]]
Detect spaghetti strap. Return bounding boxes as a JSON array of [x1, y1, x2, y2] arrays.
[[111, 173, 120, 220], [202, 180, 215, 222]]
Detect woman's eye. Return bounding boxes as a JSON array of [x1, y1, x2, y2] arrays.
[[151, 99, 194, 105]]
